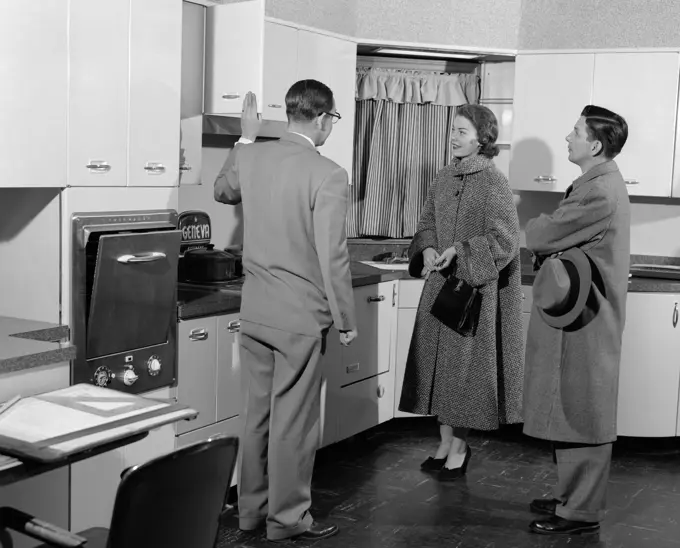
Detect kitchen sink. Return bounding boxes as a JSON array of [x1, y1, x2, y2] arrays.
[[359, 260, 409, 271]]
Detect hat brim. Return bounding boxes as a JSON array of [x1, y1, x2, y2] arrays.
[[537, 248, 592, 329]]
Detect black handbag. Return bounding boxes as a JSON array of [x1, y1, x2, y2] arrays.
[[430, 241, 482, 337]]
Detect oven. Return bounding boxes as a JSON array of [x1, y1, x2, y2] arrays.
[[71, 210, 182, 394]]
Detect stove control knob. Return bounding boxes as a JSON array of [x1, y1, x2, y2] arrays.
[[123, 368, 139, 386], [147, 356, 162, 377], [93, 366, 113, 387]]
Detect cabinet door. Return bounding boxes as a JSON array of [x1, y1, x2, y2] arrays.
[[128, 0, 182, 187], [204, 0, 264, 115], [340, 282, 396, 386], [263, 22, 298, 122], [592, 53, 679, 198], [179, 116, 203, 186], [0, 2, 67, 188], [297, 31, 357, 182], [510, 54, 594, 192], [336, 371, 395, 442], [617, 293, 680, 437], [68, 0, 129, 187], [176, 317, 218, 434], [181, 1, 205, 119], [216, 314, 243, 422]]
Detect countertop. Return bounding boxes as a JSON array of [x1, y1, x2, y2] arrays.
[[0, 317, 75, 375]]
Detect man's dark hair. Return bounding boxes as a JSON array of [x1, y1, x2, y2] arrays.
[[580, 105, 628, 159], [285, 79, 334, 123]]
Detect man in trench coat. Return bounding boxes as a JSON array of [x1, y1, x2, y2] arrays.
[[523, 105, 630, 536]]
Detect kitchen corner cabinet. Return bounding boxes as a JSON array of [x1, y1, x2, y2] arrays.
[[511, 52, 680, 197], [0, 2, 68, 187], [617, 293, 680, 438]]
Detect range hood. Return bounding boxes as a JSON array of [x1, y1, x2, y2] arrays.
[[203, 115, 288, 139]]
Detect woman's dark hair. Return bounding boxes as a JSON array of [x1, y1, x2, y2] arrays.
[[285, 79, 334, 123], [580, 105, 628, 159], [455, 104, 500, 158]]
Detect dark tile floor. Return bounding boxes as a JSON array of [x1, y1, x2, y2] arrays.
[[217, 417, 680, 548]]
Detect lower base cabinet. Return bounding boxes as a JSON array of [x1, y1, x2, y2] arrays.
[[335, 371, 395, 442]]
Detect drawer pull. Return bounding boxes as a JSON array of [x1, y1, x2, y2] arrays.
[[673, 302, 678, 328], [376, 385, 385, 398], [227, 320, 241, 333], [222, 93, 241, 100], [367, 295, 385, 303], [624, 179, 639, 185], [189, 328, 208, 341], [533, 175, 556, 183], [144, 162, 166, 174], [346, 363, 360, 374], [267, 103, 283, 108], [86, 161, 111, 173], [180, 163, 192, 172]]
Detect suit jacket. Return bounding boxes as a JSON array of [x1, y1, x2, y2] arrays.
[[214, 132, 356, 338], [522, 160, 631, 444]]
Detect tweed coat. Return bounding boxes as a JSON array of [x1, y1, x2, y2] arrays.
[[523, 161, 631, 444], [398, 155, 524, 430]]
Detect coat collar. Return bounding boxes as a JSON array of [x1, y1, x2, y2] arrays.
[[280, 131, 317, 151], [448, 155, 494, 177], [573, 160, 619, 187]]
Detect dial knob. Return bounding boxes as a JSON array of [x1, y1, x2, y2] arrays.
[[123, 368, 139, 386], [147, 355, 162, 377], [93, 366, 113, 387]]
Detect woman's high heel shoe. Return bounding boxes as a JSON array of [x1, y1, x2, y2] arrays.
[[420, 456, 446, 471], [438, 445, 472, 481]]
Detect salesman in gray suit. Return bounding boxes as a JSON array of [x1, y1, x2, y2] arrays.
[[214, 80, 357, 542]]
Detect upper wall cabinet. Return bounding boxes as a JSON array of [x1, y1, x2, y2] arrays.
[[0, 3, 68, 187], [511, 52, 680, 197]]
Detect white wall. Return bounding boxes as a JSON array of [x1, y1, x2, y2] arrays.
[[0, 188, 61, 323], [178, 145, 244, 249]]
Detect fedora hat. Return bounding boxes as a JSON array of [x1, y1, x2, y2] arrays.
[[533, 247, 592, 329]]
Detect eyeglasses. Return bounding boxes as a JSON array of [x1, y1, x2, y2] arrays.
[[324, 111, 342, 124]]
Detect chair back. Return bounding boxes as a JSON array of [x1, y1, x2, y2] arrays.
[[106, 434, 238, 548]]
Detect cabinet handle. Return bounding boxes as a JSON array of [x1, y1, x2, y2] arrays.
[[144, 162, 166, 174], [533, 175, 556, 183], [376, 385, 385, 398], [189, 328, 208, 341], [227, 320, 241, 333], [673, 302, 678, 328], [86, 161, 111, 173], [267, 104, 283, 108], [180, 163, 192, 172], [367, 295, 385, 303], [392, 284, 397, 307], [624, 179, 639, 186], [222, 93, 241, 100]]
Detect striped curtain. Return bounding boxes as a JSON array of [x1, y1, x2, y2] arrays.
[[348, 102, 454, 238], [348, 68, 479, 239]]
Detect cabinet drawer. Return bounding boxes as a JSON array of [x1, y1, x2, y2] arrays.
[[398, 279, 424, 308], [521, 285, 533, 313], [336, 371, 395, 442]]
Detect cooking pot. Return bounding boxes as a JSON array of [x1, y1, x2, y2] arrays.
[[180, 245, 239, 283]]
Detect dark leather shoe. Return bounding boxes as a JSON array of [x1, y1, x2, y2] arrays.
[[297, 522, 339, 540], [529, 498, 560, 515], [530, 516, 599, 535], [439, 446, 472, 481], [420, 456, 446, 471]]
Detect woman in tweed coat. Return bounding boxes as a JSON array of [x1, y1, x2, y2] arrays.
[[399, 104, 524, 480]]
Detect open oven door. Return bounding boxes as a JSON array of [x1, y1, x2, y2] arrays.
[[86, 230, 182, 360]]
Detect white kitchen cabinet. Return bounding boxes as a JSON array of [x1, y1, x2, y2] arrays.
[[336, 371, 395, 442], [617, 293, 680, 438], [204, 0, 265, 115], [510, 54, 594, 193], [263, 21, 298, 122], [179, 116, 203, 186], [592, 53, 680, 198], [68, 0, 129, 187], [176, 316, 218, 434], [0, 2, 67, 188], [216, 314, 242, 422], [297, 30, 357, 183], [336, 282, 397, 387], [127, 0, 182, 187]]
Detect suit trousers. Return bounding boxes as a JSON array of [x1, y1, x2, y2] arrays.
[[552, 441, 613, 523], [237, 320, 325, 541]]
